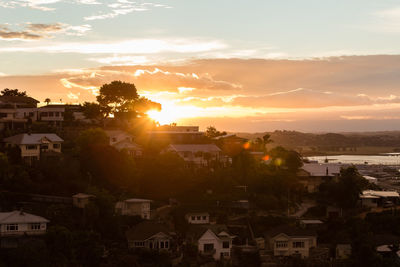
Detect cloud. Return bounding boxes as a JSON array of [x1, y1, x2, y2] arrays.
[[60, 68, 242, 96], [0, 23, 91, 40], [0, 38, 226, 53], [88, 55, 149, 65], [0, 0, 100, 10], [371, 7, 400, 33], [84, 1, 171, 21]]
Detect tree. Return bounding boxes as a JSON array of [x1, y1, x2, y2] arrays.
[[82, 102, 102, 120], [1, 88, 28, 97], [44, 98, 51, 105], [96, 81, 161, 121], [268, 146, 303, 172], [0, 152, 9, 180], [205, 126, 226, 138], [76, 128, 109, 150], [262, 134, 273, 152]]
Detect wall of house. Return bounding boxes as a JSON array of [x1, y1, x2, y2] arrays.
[[121, 202, 151, 219], [271, 235, 316, 258], [0, 222, 47, 236], [198, 230, 232, 261], [187, 214, 209, 224]]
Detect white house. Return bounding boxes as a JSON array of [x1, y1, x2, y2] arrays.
[[360, 190, 400, 208], [363, 176, 378, 185], [188, 224, 235, 261], [115, 198, 151, 219], [298, 163, 344, 193], [4, 133, 63, 165], [0, 96, 39, 131], [0, 210, 49, 237], [126, 221, 172, 251], [105, 130, 143, 157], [38, 105, 65, 127], [72, 193, 95, 209], [186, 212, 210, 224], [265, 226, 317, 258], [165, 144, 224, 166]]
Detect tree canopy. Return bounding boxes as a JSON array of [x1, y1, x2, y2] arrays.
[[96, 81, 161, 120], [205, 126, 227, 138], [1, 88, 28, 97]]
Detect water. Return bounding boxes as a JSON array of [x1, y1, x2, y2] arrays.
[[308, 154, 400, 165]]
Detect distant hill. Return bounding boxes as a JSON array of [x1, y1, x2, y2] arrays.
[[234, 130, 400, 155]]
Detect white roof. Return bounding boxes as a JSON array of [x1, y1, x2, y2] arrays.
[[105, 130, 132, 138], [302, 163, 343, 177], [362, 190, 400, 198], [363, 176, 378, 181], [4, 133, 63, 145], [168, 144, 221, 153], [0, 210, 49, 224], [112, 140, 142, 151]]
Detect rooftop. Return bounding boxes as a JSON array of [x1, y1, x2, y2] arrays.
[[126, 221, 171, 240], [361, 190, 400, 198], [0, 210, 49, 224], [4, 133, 64, 145], [301, 163, 343, 177]]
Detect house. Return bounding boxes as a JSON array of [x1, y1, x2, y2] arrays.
[[298, 163, 343, 193], [0, 210, 49, 238], [126, 221, 173, 251], [38, 105, 65, 127], [265, 226, 317, 258], [105, 130, 143, 157], [360, 190, 400, 208], [148, 125, 204, 143], [4, 133, 63, 165], [187, 224, 235, 261], [185, 212, 210, 224], [72, 193, 95, 209], [115, 198, 151, 219], [0, 96, 39, 131], [165, 144, 224, 166], [213, 134, 248, 156]]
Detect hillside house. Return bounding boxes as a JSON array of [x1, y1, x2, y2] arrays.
[[115, 198, 151, 219], [165, 144, 224, 167], [360, 190, 400, 208], [38, 105, 65, 127], [105, 130, 143, 157], [4, 133, 63, 165], [187, 224, 235, 261], [185, 212, 210, 224], [298, 163, 343, 193], [148, 125, 204, 143], [0, 96, 39, 131], [265, 226, 317, 258], [72, 193, 95, 209], [126, 221, 173, 251]]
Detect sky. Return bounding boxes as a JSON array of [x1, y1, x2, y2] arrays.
[[1, 0, 400, 132]]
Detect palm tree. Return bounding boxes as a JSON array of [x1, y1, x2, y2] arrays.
[[262, 134, 273, 153], [44, 98, 51, 105]]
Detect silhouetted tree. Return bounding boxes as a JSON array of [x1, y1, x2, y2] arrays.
[[1, 88, 28, 97]]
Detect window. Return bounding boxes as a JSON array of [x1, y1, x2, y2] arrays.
[[204, 243, 214, 252], [191, 216, 195, 220], [134, 241, 144, 247], [202, 216, 207, 220], [41, 112, 48, 117], [49, 112, 54, 117], [223, 241, 230, 248], [29, 112, 34, 117], [165, 241, 169, 248], [55, 112, 60, 117], [197, 216, 201, 220], [223, 252, 230, 256], [26, 145, 37, 150], [112, 137, 117, 142], [41, 144, 49, 150], [276, 241, 288, 248], [53, 143, 60, 149], [160, 241, 164, 248], [0, 113, 7, 118], [30, 223, 41, 230], [293, 241, 305, 248], [6, 224, 18, 231]]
